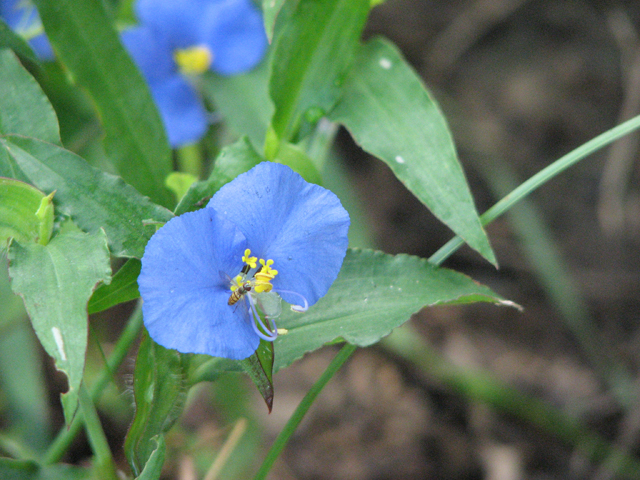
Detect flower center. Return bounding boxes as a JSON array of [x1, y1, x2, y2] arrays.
[[228, 249, 278, 304], [227, 249, 282, 342], [173, 45, 213, 75]]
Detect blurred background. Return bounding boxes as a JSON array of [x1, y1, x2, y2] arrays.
[[2, 0, 640, 479]]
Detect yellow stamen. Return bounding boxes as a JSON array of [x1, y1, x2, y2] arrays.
[[173, 45, 213, 75], [242, 249, 258, 269], [254, 259, 278, 293]]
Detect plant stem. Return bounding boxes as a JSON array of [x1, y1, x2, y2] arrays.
[[78, 384, 118, 480], [253, 344, 358, 480], [43, 305, 144, 465]]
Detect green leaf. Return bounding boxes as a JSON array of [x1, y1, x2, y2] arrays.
[[0, 21, 40, 70], [273, 142, 322, 185], [165, 172, 198, 203], [8, 229, 112, 424], [328, 38, 496, 265], [174, 137, 263, 215], [262, 0, 286, 42], [135, 436, 166, 480], [88, 259, 141, 314], [0, 135, 173, 258], [0, 50, 59, 144], [125, 332, 188, 476], [0, 178, 52, 249], [33, 0, 174, 207], [274, 249, 511, 370], [202, 60, 273, 150], [0, 458, 90, 480], [239, 341, 274, 412], [186, 355, 243, 385], [268, 0, 370, 142]]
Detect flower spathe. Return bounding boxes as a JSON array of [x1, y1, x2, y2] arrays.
[[138, 162, 350, 360], [121, 0, 268, 147]]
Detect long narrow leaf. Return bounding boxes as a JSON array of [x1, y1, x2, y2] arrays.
[[33, 0, 174, 207]]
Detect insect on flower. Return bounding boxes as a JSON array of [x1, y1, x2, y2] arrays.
[[227, 279, 252, 306], [138, 162, 350, 360]]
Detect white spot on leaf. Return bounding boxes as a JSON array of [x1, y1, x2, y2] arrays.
[[52, 327, 66, 361], [395, 155, 406, 164], [379, 57, 392, 69]]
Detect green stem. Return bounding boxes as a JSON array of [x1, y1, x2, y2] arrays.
[[43, 305, 144, 465], [429, 113, 640, 266], [253, 344, 358, 480], [78, 384, 118, 480]]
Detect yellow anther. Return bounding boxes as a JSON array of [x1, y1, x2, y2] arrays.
[[254, 258, 278, 293], [258, 258, 278, 276], [173, 45, 213, 75], [242, 249, 257, 269]]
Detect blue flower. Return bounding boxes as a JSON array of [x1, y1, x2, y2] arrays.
[[138, 162, 350, 360], [1, 0, 54, 60], [122, 0, 268, 147]]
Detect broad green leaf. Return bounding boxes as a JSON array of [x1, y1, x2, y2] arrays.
[[262, 0, 286, 41], [135, 436, 166, 480], [0, 135, 173, 258], [268, 0, 370, 142], [0, 178, 53, 249], [328, 38, 496, 265], [0, 458, 90, 480], [8, 229, 112, 424], [125, 332, 188, 476], [0, 21, 40, 70], [274, 249, 511, 370], [202, 60, 273, 150], [88, 259, 141, 314], [240, 341, 274, 412], [0, 50, 59, 144], [33, 0, 174, 207], [174, 137, 263, 215]]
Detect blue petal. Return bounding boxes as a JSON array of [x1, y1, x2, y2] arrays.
[[139, 207, 261, 360], [135, 0, 208, 49], [150, 75, 209, 147], [121, 26, 174, 83], [207, 162, 350, 307], [200, 0, 268, 75]]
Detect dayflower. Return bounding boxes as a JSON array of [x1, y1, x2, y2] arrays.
[[1, 0, 54, 60], [121, 0, 268, 147], [138, 162, 350, 360]]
